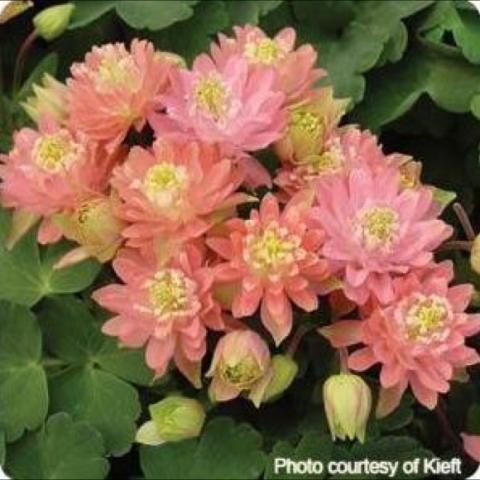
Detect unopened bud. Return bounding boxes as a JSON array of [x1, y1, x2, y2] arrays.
[[33, 3, 74, 41], [471, 234, 480, 274], [262, 355, 298, 403], [136, 396, 205, 445], [323, 373, 372, 443]]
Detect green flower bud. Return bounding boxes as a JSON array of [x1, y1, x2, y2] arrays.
[[136, 396, 205, 445], [33, 3, 75, 41], [262, 355, 298, 403], [323, 373, 372, 444]]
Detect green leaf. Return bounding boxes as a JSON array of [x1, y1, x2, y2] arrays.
[[467, 404, 480, 434], [17, 53, 58, 100], [265, 434, 333, 479], [0, 303, 48, 441], [298, 1, 433, 103], [376, 395, 414, 432], [5, 413, 109, 479], [49, 366, 140, 456], [140, 417, 266, 479], [0, 432, 5, 466], [40, 296, 153, 385], [226, 0, 282, 25], [352, 44, 480, 130], [40, 297, 144, 455], [69, 1, 116, 29], [116, 0, 198, 31], [159, 1, 230, 64], [292, 1, 355, 32], [0, 211, 100, 306]]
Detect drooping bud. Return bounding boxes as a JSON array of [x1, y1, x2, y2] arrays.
[[136, 396, 205, 445], [52, 194, 124, 268], [323, 373, 372, 444], [206, 330, 271, 407], [261, 354, 298, 403], [471, 234, 480, 275], [22, 73, 68, 124], [274, 87, 348, 165], [33, 3, 75, 41]]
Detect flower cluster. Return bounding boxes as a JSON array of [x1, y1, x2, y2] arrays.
[[2, 24, 479, 439]]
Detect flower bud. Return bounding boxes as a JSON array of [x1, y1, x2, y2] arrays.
[[471, 234, 480, 275], [33, 3, 75, 41], [274, 87, 348, 165], [0, 0, 33, 24], [207, 330, 271, 406], [323, 373, 372, 443], [261, 355, 298, 403], [136, 396, 205, 445], [22, 73, 68, 124], [53, 194, 124, 268]]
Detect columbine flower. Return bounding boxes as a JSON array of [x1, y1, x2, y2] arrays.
[[150, 53, 286, 153], [208, 192, 329, 345], [211, 25, 323, 104], [67, 39, 172, 152], [52, 194, 125, 268], [312, 166, 452, 305], [136, 396, 205, 445], [22, 73, 68, 124], [0, 116, 111, 247], [111, 138, 253, 253], [461, 433, 480, 461], [320, 262, 480, 414], [93, 245, 225, 387], [323, 373, 372, 443], [206, 329, 272, 406]]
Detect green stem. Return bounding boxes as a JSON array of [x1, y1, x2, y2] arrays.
[[453, 203, 476, 241], [41, 357, 68, 368], [13, 29, 38, 93]]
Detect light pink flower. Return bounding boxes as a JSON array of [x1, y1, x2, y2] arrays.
[[320, 262, 480, 414], [93, 245, 225, 387], [0, 116, 112, 246], [206, 329, 272, 406], [462, 433, 480, 462], [208, 192, 330, 345], [111, 138, 252, 253], [67, 39, 171, 152], [211, 25, 324, 104], [312, 166, 453, 305], [150, 53, 286, 153], [275, 126, 420, 200]]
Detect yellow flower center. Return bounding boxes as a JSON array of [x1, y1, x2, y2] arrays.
[[404, 295, 449, 343], [356, 206, 399, 249], [148, 269, 189, 319], [96, 54, 138, 91], [142, 163, 188, 209], [245, 224, 299, 275], [219, 356, 262, 388], [291, 109, 322, 139], [307, 151, 343, 175], [33, 133, 77, 173], [194, 75, 229, 120], [244, 38, 284, 65]]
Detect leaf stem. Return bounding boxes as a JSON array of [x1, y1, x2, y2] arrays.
[[13, 29, 38, 93], [439, 240, 473, 252], [286, 325, 313, 358], [453, 203, 476, 241]]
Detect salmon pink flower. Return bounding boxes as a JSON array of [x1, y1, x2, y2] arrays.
[[211, 25, 324, 104], [112, 138, 252, 253], [93, 245, 225, 387], [312, 166, 453, 305], [208, 192, 330, 345], [320, 262, 480, 414], [150, 53, 286, 153], [206, 330, 273, 406], [462, 433, 480, 462], [67, 39, 172, 152], [0, 116, 112, 247]]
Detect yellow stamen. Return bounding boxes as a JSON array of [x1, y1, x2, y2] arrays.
[[405, 295, 449, 342], [97, 55, 138, 90], [244, 38, 284, 65], [194, 75, 228, 120], [357, 206, 398, 249], [148, 270, 189, 318], [291, 109, 322, 139], [142, 163, 188, 209], [34, 133, 77, 173], [220, 356, 262, 388]]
